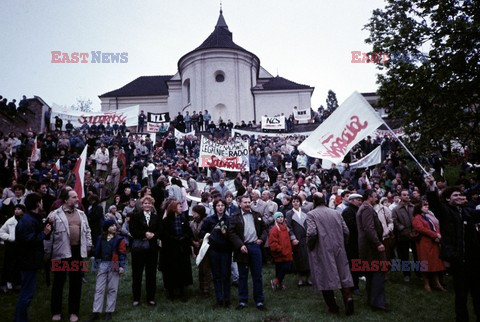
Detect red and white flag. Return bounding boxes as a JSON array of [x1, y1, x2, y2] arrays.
[[73, 145, 88, 200], [53, 159, 61, 172], [299, 91, 384, 164], [31, 136, 40, 162]]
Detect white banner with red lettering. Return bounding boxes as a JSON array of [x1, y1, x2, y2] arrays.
[[51, 105, 139, 128], [198, 136, 249, 172], [298, 91, 384, 164]]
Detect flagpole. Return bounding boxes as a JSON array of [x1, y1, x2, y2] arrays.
[[382, 122, 429, 177]]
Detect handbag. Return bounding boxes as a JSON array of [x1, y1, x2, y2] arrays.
[[131, 239, 150, 252]]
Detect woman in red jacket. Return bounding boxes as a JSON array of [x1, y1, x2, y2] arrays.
[[412, 200, 446, 292], [269, 212, 293, 290]]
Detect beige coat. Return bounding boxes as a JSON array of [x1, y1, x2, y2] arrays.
[[44, 207, 92, 259]]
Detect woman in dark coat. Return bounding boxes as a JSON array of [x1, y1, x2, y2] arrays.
[[86, 194, 104, 247], [161, 200, 193, 301], [285, 195, 310, 286], [200, 199, 233, 307], [129, 195, 161, 306]]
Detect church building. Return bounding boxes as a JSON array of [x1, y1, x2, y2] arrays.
[[99, 9, 314, 125]]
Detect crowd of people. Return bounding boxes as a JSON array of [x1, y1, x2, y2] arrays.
[[0, 115, 479, 322], [0, 95, 30, 117]]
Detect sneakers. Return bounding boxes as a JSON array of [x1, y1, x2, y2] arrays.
[[236, 303, 247, 310], [52, 315, 61, 321], [69, 314, 79, 322]]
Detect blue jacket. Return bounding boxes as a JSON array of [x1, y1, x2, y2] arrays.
[[15, 212, 48, 271]]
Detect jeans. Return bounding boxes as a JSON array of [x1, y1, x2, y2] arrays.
[[208, 249, 232, 303], [14, 271, 37, 322], [237, 243, 264, 305]]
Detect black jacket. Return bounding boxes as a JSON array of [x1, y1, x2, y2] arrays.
[[342, 203, 359, 259], [228, 210, 267, 263], [200, 214, 232, 252], [427, 191, 480, 265]]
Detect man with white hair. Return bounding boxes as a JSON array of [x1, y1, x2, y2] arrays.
[[261, 190, 278, 228], [296, 150, 308, 173], [250, 190, 267, 217], [298, 192, 313, 213]]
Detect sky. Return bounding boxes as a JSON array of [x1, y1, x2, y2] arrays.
[[0, 0, 387, 111]]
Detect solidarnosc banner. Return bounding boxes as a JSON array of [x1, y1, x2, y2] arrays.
[[199, 136, 249, 172], [298, 92, 384, 164], [51, 105, 139, 127]]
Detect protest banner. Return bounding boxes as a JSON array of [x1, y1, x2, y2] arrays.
[[261, 116, 286, 130], [147, 122, 170, 133], [198, 136, 249, 172], [51, 105, 139, 128], [293, 106, 311, 121], [298, 91, 384, 164], [147, 112, 170, 123], [174, 128, 195, 139]]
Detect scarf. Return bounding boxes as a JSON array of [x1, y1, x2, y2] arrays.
[[292, 207, 306, 227], [421, 214, 435, 232]]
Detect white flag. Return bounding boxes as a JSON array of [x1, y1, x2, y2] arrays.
[[299, 91, 384, 163], [324, 145, 382, 172]]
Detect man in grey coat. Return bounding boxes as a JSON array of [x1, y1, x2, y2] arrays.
[[357, 189, 388, 312], [306, 193, 354, 316], [391, 189, 417, 283]]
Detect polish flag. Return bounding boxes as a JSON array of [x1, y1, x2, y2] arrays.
[[31, 136, 40, 162], [53, 159, 61, 172], [73, 145, 88, 200]]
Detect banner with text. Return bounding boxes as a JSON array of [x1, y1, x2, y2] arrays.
[[199, 136, 249, 172], [147, 112, 170, 123], [298, 91, 384, 164], [51, 105, 139, 128], [174, 128, 196, 139], [147, 122, 170, 133], [261, 116, 286, 130]]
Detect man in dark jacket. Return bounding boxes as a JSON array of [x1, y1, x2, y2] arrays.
[[391, 189, 417, 283], [228, 195, 267, 310], [426, 177, 480, 322], [14, 193, 51, 322], [356, 189, 388, 312], [342, 193, 363, 295]]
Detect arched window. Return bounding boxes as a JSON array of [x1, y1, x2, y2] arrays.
[[183, 79, 191, 103]]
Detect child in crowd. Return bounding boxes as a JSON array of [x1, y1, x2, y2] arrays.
[[88, 219, 127, 321], [268, 212, 293, 290]]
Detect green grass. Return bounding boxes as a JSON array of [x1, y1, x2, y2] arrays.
[[0, 249, 459, 322]]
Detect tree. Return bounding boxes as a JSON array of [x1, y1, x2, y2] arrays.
[[71, 97, 93, 112], [326, 90, 339, 112], [317, 105, 325, 115], [364, 0, 479, 152]]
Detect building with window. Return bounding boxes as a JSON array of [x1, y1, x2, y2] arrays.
[[99, 9, 314, 126]]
